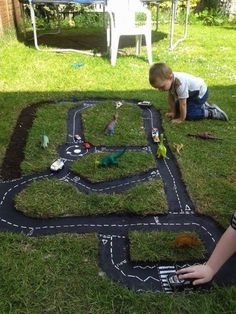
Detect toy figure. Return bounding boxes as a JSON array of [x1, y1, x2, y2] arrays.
[[157, 134, 169, 159], [188, 132, 222, 140], [173, 143, 184, 155], [104, 113, 118, 135], [41, 134, 49, 148], [173, 233, 201, 248], [96, 148, 127, 167]]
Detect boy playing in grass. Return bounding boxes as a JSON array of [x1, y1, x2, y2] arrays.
[[177, 212, 236, 285], [149, 63, 228, 124]]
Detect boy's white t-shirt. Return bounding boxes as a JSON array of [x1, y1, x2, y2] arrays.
[[170, 72, 207, 100]]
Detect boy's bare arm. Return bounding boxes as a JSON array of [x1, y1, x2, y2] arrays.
[[205, 226, 236, 277], [165, 93, 176, 119], [172, 98, 187, 124]]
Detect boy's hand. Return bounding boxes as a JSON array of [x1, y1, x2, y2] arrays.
[[165, 112, 175, 119], [171, 118, 183, 124], [176, 264, 214, 285]]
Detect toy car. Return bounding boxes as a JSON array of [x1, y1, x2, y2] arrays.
[[82, 142, 91, 149], [138, 101, 151, 106], [167, 273, 193, 290], [50, 158, 64, 172], [152, 128, 160, 143], [74, 134, 82, 142]]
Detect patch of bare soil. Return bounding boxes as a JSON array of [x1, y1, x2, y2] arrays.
[[1, 100, 55, 180]]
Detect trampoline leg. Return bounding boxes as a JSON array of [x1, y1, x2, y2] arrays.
[[169, 0, 190, 51], [29, 1, 41, 51]]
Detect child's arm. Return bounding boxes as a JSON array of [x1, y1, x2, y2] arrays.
[[165, 93, 176, 119], [171, 98, 187, 124], [177, 225, 236, 285]]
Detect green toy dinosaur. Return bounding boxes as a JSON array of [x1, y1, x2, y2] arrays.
[[157, 134, 169, 159], [96, 148, 127, 167], [41, 134, 49, 148]]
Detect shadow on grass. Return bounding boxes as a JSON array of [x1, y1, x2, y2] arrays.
[[16, 25, 167, 55]]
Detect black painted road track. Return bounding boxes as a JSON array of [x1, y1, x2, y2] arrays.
[[0, 99, 235, 293]]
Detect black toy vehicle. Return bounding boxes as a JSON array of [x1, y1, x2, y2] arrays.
[[167, 273, 193, 290]]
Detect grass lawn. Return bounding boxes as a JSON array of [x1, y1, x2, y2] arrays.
[[82, 101, 147, 146], [15, 178, 167, 217], [129, 231, 207, 262], [70, 151, 156, 182], [0, 232, 235, 314], [0, 17, 236, 313]]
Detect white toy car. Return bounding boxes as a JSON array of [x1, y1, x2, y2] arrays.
[[152, 128, 160, 143], [74, 134, 82, 142], [50, 158, 64, 172], [138, 101, 151, 106]]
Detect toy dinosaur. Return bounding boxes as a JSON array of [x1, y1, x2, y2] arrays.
[[188, 132, 222, 140], [104, 113, 118, 135], [173, 143, 184, 155], [96, 148, 127, 167], [41, 134, 49, 148], [173, 233, 201, 248], [157, 134, 169, 159]]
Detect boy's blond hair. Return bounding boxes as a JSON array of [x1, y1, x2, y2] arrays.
[[149, 63, 173, 87]]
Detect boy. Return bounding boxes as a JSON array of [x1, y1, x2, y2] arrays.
[[149, 63, 228, 124], [176, 212, 236, 285]]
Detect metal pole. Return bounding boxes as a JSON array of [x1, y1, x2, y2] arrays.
[[169, 0, 176, 50], [169, 0, 190, 50], [28, 0, 41, 51]]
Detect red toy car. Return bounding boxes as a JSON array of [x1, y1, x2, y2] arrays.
[[82, 142, 91, 149]]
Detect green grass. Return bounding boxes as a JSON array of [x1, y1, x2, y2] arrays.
[[82, 101, 147, 145], [129, 231, 207, 262], [15, 178, 167, 217], [165, 120, 236, 227], [0, 232, 235, 314], [21, 100, 149, 174], [70, 151, 156, 181], [21, 103, 73, 174], [0, 20, 236, 312]]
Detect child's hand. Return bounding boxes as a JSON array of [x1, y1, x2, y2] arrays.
[[171, 118, 183, 124], [165, 112, 175, 119], [176, 264, 214, 285]]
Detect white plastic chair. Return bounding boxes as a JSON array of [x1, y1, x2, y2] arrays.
[[106, 0, 152, 66]]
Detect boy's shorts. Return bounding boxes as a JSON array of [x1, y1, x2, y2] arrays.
[[175, 89, 208, 120]]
